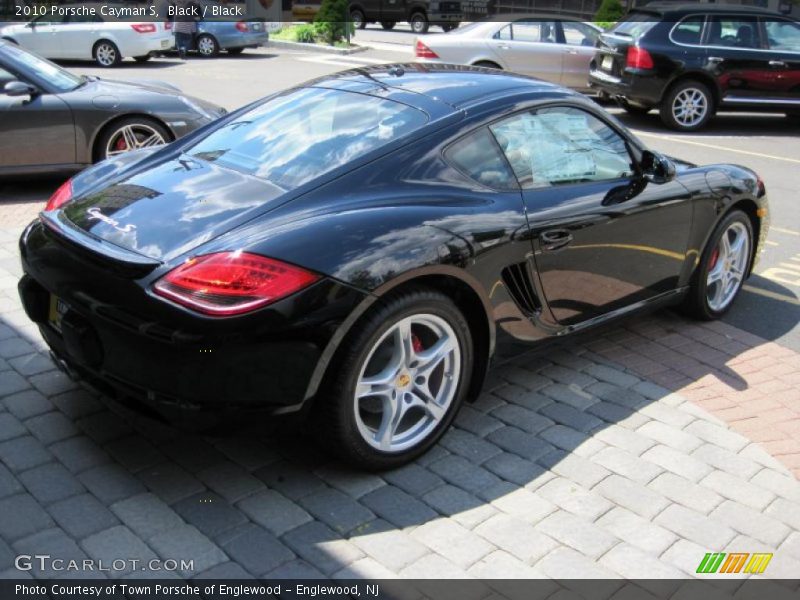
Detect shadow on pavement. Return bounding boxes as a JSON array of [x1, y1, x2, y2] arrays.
[[612, 111, 796, 138]]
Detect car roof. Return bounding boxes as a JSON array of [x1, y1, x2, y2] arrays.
[[305, 64, 572, 112], [631, 3, 789, 17]]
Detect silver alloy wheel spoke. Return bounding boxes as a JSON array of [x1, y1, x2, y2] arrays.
[[673, 88, 707, 127], [354, 314, 460, 453], [106, 124, 166, 157], [706, 222, 750, 312]]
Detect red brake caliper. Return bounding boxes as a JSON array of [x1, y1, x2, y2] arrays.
[[709, 246, 720, 269], [412, 334, 424, 353], [116, 137, 127, 151]]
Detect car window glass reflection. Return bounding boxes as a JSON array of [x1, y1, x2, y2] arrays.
[[445, 128, 518, 190], [3, 43, 82, 92], [187, 88, 428, 190], [671, 15, 705, 45], [765, 19, 800, 52], [706, 16, 762, 48], [490, 107, 634, 188]]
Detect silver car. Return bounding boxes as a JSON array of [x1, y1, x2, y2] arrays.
[[413, 17, 602, 92]]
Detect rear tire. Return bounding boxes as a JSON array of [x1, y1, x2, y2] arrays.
[[380, 21, 395, 30], [659, 79, 714, 131], [473, 60, 501, 70], [93, 40, 121, 67], [133, 55, 151, 63], [350, 8, 366, 29], [227, 47, 245, 55], [442, 23, 458, 32], [312, 288, 473, 470], [682, 210, 753, 320], [196, 34, 220, 57], [409, 12, 429, 34]]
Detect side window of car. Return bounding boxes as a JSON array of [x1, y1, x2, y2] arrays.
[[671, 15, 705, 45], [764, 18, 800, 53], [513, 20, 558, 43], [445, 128, 519, 191], [706, 15, 762, 49], [495, 25, 512, 41], [561, 21, 599, 47], [489, 106, 634, 189]]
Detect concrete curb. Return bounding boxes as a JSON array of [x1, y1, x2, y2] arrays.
[[268, 40, 369, 55]]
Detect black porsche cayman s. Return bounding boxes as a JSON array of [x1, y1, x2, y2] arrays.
[[18, 65, 769, 468]]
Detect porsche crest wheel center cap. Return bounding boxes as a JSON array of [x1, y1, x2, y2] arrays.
[[397, 373, 411, 388]]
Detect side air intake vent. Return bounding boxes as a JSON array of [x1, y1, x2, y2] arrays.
[[502, 263, 541, 317]]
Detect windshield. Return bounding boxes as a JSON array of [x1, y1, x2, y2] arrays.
[[187, 87, 429, 190], [2, 43, 82, 92], [611, 13, 659, 38]]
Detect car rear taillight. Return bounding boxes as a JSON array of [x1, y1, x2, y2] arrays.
[[131, 23, 157, 33], [626, 46, 654, 70], [164, 21, 173, 30], [153, 252, 319, 316], [415, 40, 438, 59], [235, 21, 249, 32], [45, 178, 73, 212]]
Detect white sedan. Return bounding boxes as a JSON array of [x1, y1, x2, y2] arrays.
[[1, 14, 173, 67], [414, 17, 602, 92]]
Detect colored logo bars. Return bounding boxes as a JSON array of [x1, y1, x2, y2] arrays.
[[696, 552, 773, 574]]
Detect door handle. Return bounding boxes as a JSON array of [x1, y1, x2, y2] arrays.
[[540, 229, 573, 251], [497, 44, 510, 50], [708, 56, 724, 64], [565, 49, 579, 55], [769, 60, 787, 68]]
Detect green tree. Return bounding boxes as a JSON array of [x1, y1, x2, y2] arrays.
[[314, 0, 351, 45], [594, 0, 625, 29]]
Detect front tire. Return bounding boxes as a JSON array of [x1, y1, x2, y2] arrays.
[[660, 80, 714, 131], [380, 21, 395, 30], [95, 116, 170, 162], [350, 8, 366, 29], [473, 60, 502, 70], [314, 288, 473, 469], [683, 210, 753, 320], [133, 55, 151, 63], [409, 12, 429, 34], [196, 34, 220, 57], [227, 47, 245, 55], [93, 40, 121, 67]]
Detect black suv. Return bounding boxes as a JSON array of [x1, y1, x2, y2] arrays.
[[589, 4, 800, 131], [349, 0, 461, 33]]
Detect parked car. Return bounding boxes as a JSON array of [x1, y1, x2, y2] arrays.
[[0, 9, 173, 67], [0, 40, 226, 176], [349, 0, 461, 34], [18, 65, 767, 468], [415, 17, 602, 92], [589, 4, 800, 131], [183, 1, 269, 57]]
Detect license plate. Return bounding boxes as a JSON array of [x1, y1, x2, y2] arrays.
[[602, 55, 614, 71], [161, 39, 170, 48], [48, 295, 68, 333]]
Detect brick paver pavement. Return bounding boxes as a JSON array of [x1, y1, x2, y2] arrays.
[[1, 200, 800, 586]]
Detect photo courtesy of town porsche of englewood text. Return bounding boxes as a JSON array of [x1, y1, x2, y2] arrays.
[[0, 0, 799, 598]]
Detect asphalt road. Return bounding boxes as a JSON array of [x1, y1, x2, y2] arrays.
[[2, 27, 798, 350]]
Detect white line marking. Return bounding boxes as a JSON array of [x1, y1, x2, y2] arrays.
[[636, 131, 800, 165]]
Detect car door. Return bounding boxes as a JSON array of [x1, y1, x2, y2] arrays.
[[486, 20, 563, 84], [0, 64, 76, 169], [18, 15, 66, 58], [58, 13, 104, 60], [380, 0, 404, 23], [761, 16, 800, 103], [557, 20, 600, 90], [704, 14, 774, 103], [489, 104, 693, 327]]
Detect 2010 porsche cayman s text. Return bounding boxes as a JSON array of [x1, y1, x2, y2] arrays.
[[18, 65, 768, 468]]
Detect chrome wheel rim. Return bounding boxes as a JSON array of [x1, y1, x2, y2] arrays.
[[96, 43, 116, 66], [706, 222, 750, 312], [197, 36, 215, 55], [105, 124, 165, 158], [351, 11, 363, 28], [354, 314, 460, 453], [672, 87, 708, 128], [411, 17, 425, 33]]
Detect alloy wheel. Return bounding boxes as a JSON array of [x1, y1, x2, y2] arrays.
[[672, 87, 708, 128], [197, 36, 217, 56], [706, 221, 750, 312], [95, 43, 117, 67], [105, 123, 166, 158], [353, 314, 460, 453]]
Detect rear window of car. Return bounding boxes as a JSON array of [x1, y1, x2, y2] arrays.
[[445, 128, 518, 190], [764, 18, 800, 52], [186, 87, 428, 190], [611, 12, 659, 39]]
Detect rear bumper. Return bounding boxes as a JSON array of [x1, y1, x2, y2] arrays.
[[588, 67, 665, 107], [18, 219, 367, 421], [213, 32, 269, 49]]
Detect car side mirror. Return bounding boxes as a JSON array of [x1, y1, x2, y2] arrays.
[[4, 80, 38, 98], [640, 150, 676, 184]]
